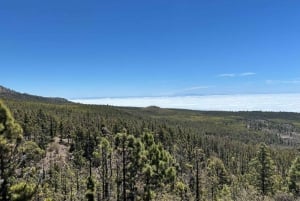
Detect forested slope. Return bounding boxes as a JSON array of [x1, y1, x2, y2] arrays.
[[1, 91, 300, 200]]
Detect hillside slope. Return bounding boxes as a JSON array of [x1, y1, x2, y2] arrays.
[[0, 85, 69, 103]]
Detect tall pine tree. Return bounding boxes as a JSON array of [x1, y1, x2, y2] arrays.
[[0, 101, 40, 201], [288, 156, 300, 196], [249, 143, 276, 196], [115, 132, 145, 201]]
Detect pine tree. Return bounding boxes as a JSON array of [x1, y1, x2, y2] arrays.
[[0, 101, 24, 201], [115, 132, 145, 201], [93, 137, 112, 200], [141, 132, 176, 201], [194, 148, 205, 201], [9, 182, 37, 201], [249, 143, 276, 195], [288, 156, 300, 195], [86, 176, 95, 201], [0, 101, 40, 201], [206, 157, 230, 201]]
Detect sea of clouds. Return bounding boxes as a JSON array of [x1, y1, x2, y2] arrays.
[[72, 93, 300, 113]]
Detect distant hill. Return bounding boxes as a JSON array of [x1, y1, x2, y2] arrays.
[[0, 85, 70, 104]]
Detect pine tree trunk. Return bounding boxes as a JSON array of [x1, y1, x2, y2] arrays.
[[117, 164, 120, 201], [196, 160, 200, 201], [122, 143, 126, 201]]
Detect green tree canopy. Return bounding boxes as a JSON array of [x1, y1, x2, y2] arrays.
[[249, 143, 276, 196], [288, 156, 300, 196], [0, 101, 40, 201], [0, 101, 24, 201]]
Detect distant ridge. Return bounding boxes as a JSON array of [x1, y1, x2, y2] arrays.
[[0, 85, 70, 104]]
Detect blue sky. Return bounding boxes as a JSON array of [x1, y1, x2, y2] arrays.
[[0, 0, 299, 99]]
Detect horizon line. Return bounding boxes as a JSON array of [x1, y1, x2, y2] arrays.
[[70, 92, 300, 100]]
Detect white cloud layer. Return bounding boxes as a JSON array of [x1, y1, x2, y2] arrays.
[[72, 93, 300, 113]]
